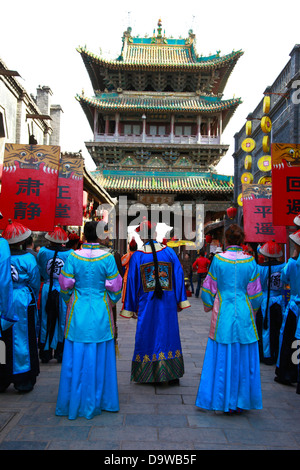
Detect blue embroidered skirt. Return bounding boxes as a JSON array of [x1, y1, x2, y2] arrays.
[[55, 338, 119, 419], [195, 338, 262, 412]]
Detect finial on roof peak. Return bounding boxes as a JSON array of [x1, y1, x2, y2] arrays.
[[157, 18, 162, 37]]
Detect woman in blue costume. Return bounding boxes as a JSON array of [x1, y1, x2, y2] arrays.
[[0, 220, 40, 393], [256, 241, 285, 365], [275, 230, 300, 385], [55, 221, 122, 420], [37, 226, 73, 363], [122, 218, 190, 385], [196, 224, 263, 414]]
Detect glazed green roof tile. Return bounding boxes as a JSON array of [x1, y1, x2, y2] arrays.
[[77, 93, 242, 114], [91, 171, 233, 194], [77, 44, 243, 70]]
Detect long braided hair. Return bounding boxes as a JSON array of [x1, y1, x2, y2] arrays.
[[149, 238, 163, 299]]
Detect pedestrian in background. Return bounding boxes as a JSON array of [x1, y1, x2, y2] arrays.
[[182, 253, 194, 295], [256, 241, 285, 365], [275, 230, 300, 386], [192, 249, 210, 298], [120, 237, 138, 316], [37, 227, 73, 363]]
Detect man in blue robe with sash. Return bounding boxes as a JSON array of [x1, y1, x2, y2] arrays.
[[37, 226, 73, 363], [122, 218, 190, 385]]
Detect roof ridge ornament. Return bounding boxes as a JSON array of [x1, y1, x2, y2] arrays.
[[157, 19, 162, 38]]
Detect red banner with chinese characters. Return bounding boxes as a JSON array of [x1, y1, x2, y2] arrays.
[[271, 143, 300, 226], [0, 144, 60, 231], [242, 184, 286, 243], [54, 153, 84, 226]]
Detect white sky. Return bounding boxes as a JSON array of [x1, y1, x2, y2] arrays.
[[1, 0, 299, 176]]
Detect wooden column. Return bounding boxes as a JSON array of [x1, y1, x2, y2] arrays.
[[197, 115, 202, 143], [114, 113, 120, 138], [170, 114, 175, 143], [93, 109, 98, 139], [219, 112, 223, 144], [105, 115, 109, 135]]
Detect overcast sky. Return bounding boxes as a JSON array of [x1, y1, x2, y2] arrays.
[[1, 0, 299, 175]]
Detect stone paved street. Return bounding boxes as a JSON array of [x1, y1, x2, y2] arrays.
[[0, 294, 300, 450]]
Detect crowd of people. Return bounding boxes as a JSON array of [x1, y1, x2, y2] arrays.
[[1, 211, 300, 419]]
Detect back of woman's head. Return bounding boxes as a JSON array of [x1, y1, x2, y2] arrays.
[[84, 221, 98, 243], [225, 224, 245, 246]]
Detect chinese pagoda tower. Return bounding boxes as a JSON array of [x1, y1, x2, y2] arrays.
[[76, 20, 243, 246]]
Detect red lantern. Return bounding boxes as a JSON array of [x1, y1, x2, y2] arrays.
[[205, 234, 212, 244], [227, 207, 237, 219]]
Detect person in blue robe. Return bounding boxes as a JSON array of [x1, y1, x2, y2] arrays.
[[55, 221, 122, 420], [37, 226, 73, 363], [256, 241, 285, 365], [0, 236, 16, 325], [0, 220, 40, 393], [196, 224, 263, 414], [275, 230, 300, 385], [122, 219, 190, 385]]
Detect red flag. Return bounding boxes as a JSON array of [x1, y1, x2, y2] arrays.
[[271, 143, 300, 226], [54, 153, 83, 226], [0, 144, 60, 231]]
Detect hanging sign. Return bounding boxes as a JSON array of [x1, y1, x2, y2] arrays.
[[272, 143, 300, 226], [243, 184, 286, 243], [0, 144, 60, 231], [54, 153, 84, 226]]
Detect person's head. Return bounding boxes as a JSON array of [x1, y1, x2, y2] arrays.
[[199, 249, 205, 257], [66, 231, 80, 250], [96, 220, 110, 245], [289, 230, 300, 255], [23, 235, 34, 250], [225, 224, 245, 246], [2, 219, 32, 247], [84, 221, 99, 243], [129, 237, 137, 252], [259, 241, 283, 260], [135, 217, 156, 242], [45, 226, 69, 246]]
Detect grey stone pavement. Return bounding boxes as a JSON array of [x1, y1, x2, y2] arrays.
[[1, 294, 300, 451]]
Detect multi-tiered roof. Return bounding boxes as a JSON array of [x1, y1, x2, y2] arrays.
[[77, 20, 242, 197]]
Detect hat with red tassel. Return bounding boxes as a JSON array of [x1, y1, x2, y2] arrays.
[[45, 226, 69, 244], [135, 216, 154, 233], [129, 237, 137, 250], [294, 214, 300, 227], [259, 240, 283, 258], [68, 231, 80, 241], [135, 217, 156, 235], [2, 219, 31, 244], [290, 230, 300, 246]]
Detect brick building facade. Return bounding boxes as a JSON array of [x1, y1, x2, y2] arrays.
[[233, 44, 300, 227]]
